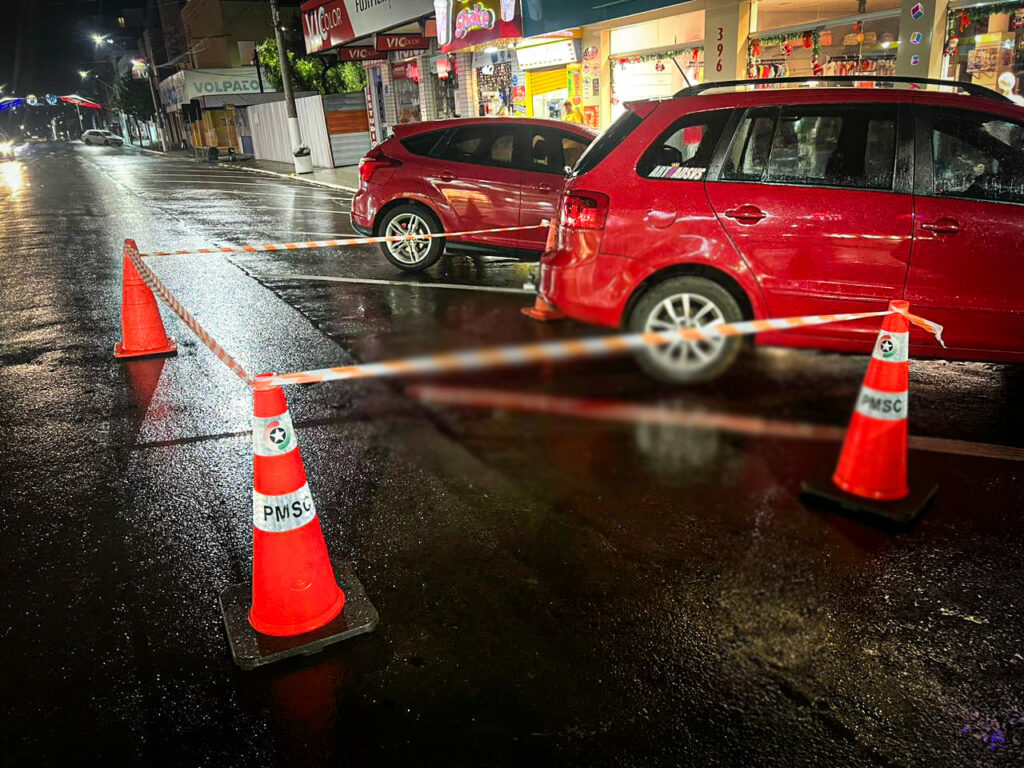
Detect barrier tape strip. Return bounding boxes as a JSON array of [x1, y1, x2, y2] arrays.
[[253, 308, 945, 389], [140, 223, 548, 258], [124, 241, 254, 384]]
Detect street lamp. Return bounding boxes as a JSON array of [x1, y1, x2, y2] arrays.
[[79, 70, 89, 80]]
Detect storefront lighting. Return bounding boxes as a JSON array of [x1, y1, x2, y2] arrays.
[[485, 46, 498, 53]]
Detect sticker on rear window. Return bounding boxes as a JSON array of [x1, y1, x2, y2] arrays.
[[649, 166, 706, 180]]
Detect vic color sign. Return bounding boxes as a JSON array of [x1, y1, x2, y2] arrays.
[[375, 33, 429, 50], [338, 46, 388, 61], [302, 0, 435, 54]]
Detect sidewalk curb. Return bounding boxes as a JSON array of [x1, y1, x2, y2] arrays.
[[134, 145, 359, 193]]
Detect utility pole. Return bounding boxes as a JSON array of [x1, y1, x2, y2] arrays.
[[270, 0, 310, 173], [142, 34, 169, 152]]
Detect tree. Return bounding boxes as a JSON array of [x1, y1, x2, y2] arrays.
[[256, 33, 367, 96], [112, 71, 154, 145]]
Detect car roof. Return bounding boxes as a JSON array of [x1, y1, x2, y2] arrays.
[[393, 117, 597, 138], [630, 79, 1024, 121]]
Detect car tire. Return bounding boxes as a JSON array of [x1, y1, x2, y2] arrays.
[[627, 276, 744, 384], [377, 204, 445, 272]]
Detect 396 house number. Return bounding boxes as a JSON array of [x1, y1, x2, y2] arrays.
[[716, 27, 724, 72]]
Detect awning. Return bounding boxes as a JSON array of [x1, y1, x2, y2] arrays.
[[159, 68, 277, 112], [521, 0, 693, 37]]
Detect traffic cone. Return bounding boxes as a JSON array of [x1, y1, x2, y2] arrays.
[[219, 374, 378, 669], [522, 295, 565, 322], [249, 379, 344, 635], [801, 301, 936, 526], [114, 240, 177, 359]]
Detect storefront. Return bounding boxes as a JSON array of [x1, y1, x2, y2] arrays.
[[943, 2, 1024, 99], [390, 58, 423, 123], [747, 0, 902, 81], [158, 67, 279, 149], [472, 48, 526, 115], [608, 9, 705, 122], [515, 36, 582, 119]]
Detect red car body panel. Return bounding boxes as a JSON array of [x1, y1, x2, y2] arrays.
[[541, 87, 1024, 363], [351, 117, 595, 252]]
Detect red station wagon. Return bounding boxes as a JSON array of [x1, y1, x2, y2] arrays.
[[352, 117, 595, 271], [540, 77, 1024, 382]]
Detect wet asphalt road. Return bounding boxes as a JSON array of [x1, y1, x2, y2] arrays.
[[1, 142, 1023, 767]]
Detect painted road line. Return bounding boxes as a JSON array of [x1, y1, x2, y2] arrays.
[[407, 384, 1024, 462], [267, 274, 533, 294], [235, 165, 359, 193]]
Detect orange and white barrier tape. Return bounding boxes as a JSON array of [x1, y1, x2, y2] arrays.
[[124, 240, 254, 384], [253, 308, 944, 389], [140, 223, 548, 258]]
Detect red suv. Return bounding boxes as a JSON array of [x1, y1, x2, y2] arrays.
[[540, 78, 1024, 382], [351, 117, 595, 271]]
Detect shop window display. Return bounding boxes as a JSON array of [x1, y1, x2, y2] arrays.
[[391, 60, 422, 124], [610, 48, 704, 122], [748, 18, 900, 81], [942, 3, 1024, 99]]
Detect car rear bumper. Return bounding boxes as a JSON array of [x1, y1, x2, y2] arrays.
[[351, 189, 375, 234], [540, 250, 651, 328]]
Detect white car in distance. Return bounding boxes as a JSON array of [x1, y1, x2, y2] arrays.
[[82, 130, 125, 147]]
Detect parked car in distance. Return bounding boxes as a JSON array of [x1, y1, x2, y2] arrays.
[[539, 77, 1024, 383], [351, 117, 596, 271], [82, 129, 124, 147]]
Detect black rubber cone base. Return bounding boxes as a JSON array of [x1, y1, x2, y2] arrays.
[[219, 561, 378, 671], [801, 468, 937, 529]]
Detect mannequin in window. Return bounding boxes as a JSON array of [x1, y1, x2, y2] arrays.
[[997, 72, 1024, 106]]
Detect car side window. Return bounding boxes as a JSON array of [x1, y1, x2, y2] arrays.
[[525, 129, 589, 175], [638, 110, 730, 180], [401, 130, 446, 157], [441, 124, 516, 168], [929, 108, 1024, 205], [722, 110, 777, 181], [722, 105, 898, 191]]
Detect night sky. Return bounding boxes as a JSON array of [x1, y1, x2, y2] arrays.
[[5, 0, 306, 98]]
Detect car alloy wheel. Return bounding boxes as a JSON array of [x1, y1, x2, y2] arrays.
[[644, 292, 726, 372], [384, 212, 433, 265], [628, 276, 744, 384]]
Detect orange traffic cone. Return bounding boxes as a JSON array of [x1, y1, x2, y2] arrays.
[[219, 374, 378, 669], [114, 240, 177, 359], [802, 300, 936, 526], [248, 380, 345, 635], [522, 295, 565, 322]]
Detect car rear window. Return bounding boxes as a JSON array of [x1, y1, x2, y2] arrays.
[[401, 130, 446, 157], [571, 110, 643, 177], [637, 110, 731, 181]]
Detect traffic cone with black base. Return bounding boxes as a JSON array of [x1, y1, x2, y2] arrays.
[[220, 374, 378, 670], [114, 240, 177, 359], [801, 301, 937, 527]]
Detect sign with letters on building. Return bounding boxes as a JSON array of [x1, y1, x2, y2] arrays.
[[301, 0, 435, 54], [375, 33, 429, 50]]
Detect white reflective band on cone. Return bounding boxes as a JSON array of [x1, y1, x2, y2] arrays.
[[872, 331, 909, 363], [252, 412, 297, 457], [253, 483, 317, 532], [855, 385, 908, 421]]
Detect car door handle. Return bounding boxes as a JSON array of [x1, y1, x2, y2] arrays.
[[438, 172, 455, 182], [538, 183, 553, 193], [920, 217, 959, 235], [724, 205, 766, 224]]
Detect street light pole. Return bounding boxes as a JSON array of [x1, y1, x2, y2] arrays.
[[270, 0, 307, 173]]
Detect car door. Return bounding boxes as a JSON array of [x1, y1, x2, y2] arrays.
[[517, 126, 591, 251], [906, 105, 1024, 354], [704, 102, 914, 344], [431, 122, 522, 249]]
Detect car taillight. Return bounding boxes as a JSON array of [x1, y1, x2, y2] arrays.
[[358, 148, 401, 182], [560, 192, 609, 230]]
